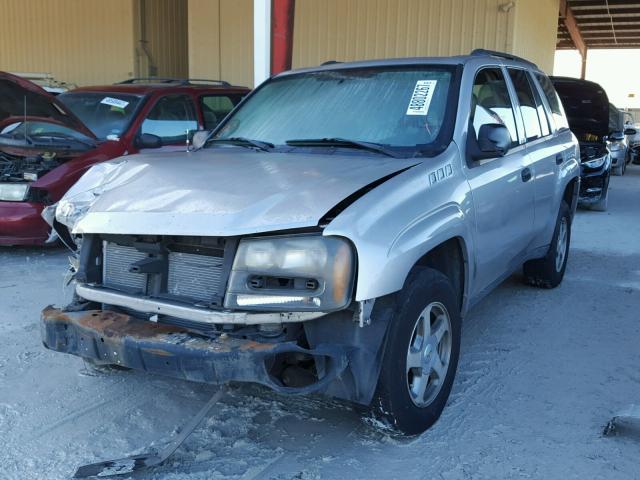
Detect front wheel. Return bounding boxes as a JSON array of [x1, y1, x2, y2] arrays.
[[371, 268, 461, 435], [590, 184, 609, 212], [613, 163, 624, 176], [523, 201, 571, 288]]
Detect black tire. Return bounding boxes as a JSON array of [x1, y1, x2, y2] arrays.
[[523, 201, 571, 288], [371, 267, 461, 435], [590, 181, 609, 212], [613, 163, 623, 176]]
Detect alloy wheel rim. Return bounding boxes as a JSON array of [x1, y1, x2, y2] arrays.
[[555, 217, 568, 272], [406, 302, 452, 407]]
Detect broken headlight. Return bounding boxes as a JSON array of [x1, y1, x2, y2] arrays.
[[54, 159, 127, 231], [225, 235, 355, 312], [55, 194, 95, 231], [0, 183, 30, 201]]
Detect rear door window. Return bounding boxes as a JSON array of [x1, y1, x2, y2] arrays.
[[471, 68, 519, 147], [535, 74, 569, 131], [200, 95, 239, 130], [528, 72, 551, 137], [141, 94, 198, 144], [508, 69, 545, 141]]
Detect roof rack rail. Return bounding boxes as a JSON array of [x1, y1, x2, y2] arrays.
[[116, 77, 231, 86], [320, 60, 342, 66], [470, 49, 537, 67]]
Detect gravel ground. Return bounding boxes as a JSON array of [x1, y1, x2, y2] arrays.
[[1, 165, 639, 480]]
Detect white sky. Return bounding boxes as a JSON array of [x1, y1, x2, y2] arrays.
[[554, 49, 640, 109]]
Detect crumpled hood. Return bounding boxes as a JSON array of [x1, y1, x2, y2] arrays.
[[71, 149, 419, 236], [0, 71, 95, 139]]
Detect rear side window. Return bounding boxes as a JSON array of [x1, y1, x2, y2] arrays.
[[535, 74, 569, 131], [200, 95, 238, 130], [508, 69, 546, 141], [528, 72, 551, 137], [471, 68, 519, 147], [141, 94, 198, 144]]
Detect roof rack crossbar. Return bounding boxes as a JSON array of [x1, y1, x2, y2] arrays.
[[116, 77, 231, 86], [470, 49, 537, 68]]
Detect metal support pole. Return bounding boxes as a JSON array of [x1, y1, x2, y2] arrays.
[[253, 0, 272, 87]]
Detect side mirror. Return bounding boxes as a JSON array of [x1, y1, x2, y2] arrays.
[[624, 128, 637, 136], [136, 133, 162, 149], [473, 123, 511, 159], [609, 131, 625, 142], [191, 130, 212, 150]]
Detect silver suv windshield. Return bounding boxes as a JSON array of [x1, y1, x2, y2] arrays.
[[214, 66, 456, 155]]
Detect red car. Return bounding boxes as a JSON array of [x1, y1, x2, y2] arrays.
[[0, 73, 249, 245]]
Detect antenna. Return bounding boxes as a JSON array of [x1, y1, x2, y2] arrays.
[[23, 95, 27, 141]]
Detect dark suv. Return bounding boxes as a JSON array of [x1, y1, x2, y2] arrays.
[[0, 73, 249, 245], [550, 76, 614, 211]]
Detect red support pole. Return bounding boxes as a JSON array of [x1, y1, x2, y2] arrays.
[[271, 0, 295, 75]]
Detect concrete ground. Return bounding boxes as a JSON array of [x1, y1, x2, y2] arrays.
[[1, 165, 639, 480]]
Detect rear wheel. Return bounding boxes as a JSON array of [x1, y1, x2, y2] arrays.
[[371, 268, 461, 435], [523, 201, 571, 288]]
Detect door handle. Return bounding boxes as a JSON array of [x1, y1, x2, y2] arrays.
[[555, 153, 564, 165], [521, 167, 532, 182]]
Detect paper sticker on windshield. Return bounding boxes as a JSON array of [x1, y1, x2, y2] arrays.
[[100, 97, 129, 109], [406, 80, 437, 116]]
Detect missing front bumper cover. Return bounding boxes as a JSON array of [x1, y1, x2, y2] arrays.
[[41, 306, 348, 395]]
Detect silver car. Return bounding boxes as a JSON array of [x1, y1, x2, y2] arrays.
[[43, 50, 580, 435], [608, 105, 636, 176]]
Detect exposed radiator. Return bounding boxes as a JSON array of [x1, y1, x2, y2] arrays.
[[102, 241, 224, 303], [167, 251, 223, 302], [103, 242, 148, 293]]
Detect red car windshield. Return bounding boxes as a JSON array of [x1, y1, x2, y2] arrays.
[[58, 92, 142, 140]]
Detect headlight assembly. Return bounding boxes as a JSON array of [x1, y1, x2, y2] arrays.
[[225, 235, 355, 312], [583, 155, 607, 169], [0, 183, 30, 201], [608, 142, 623, 152]]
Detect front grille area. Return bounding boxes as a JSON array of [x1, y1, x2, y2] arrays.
[[103, 242, 149, 293], [168, 251, 223, 301], [101, 239, 226, 305]]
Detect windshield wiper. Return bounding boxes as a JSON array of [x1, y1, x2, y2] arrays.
[[285, 137, 402, 158], [208, 137, 274, 152], [30, 132, 95, 148]]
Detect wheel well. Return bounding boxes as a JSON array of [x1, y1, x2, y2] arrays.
[[563, 178, 578, 215], [414, 238, 465, 311]]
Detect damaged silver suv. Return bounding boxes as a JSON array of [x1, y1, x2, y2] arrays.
[[42, 50, 579, 435]]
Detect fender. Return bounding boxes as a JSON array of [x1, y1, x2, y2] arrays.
[[324, 144, 474, 309]]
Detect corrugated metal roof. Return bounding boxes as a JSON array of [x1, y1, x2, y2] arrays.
[[558, 0, 640, 49]]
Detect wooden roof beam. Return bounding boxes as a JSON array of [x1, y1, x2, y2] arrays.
[[559, 0, 588, 78], [559, 0, 587, 58]]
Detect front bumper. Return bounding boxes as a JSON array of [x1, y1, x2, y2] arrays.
[[41, 306, 349, 394], [579, 162, 610, 204], [0, 201, 49, 245], [609, 148, 626, 167]]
